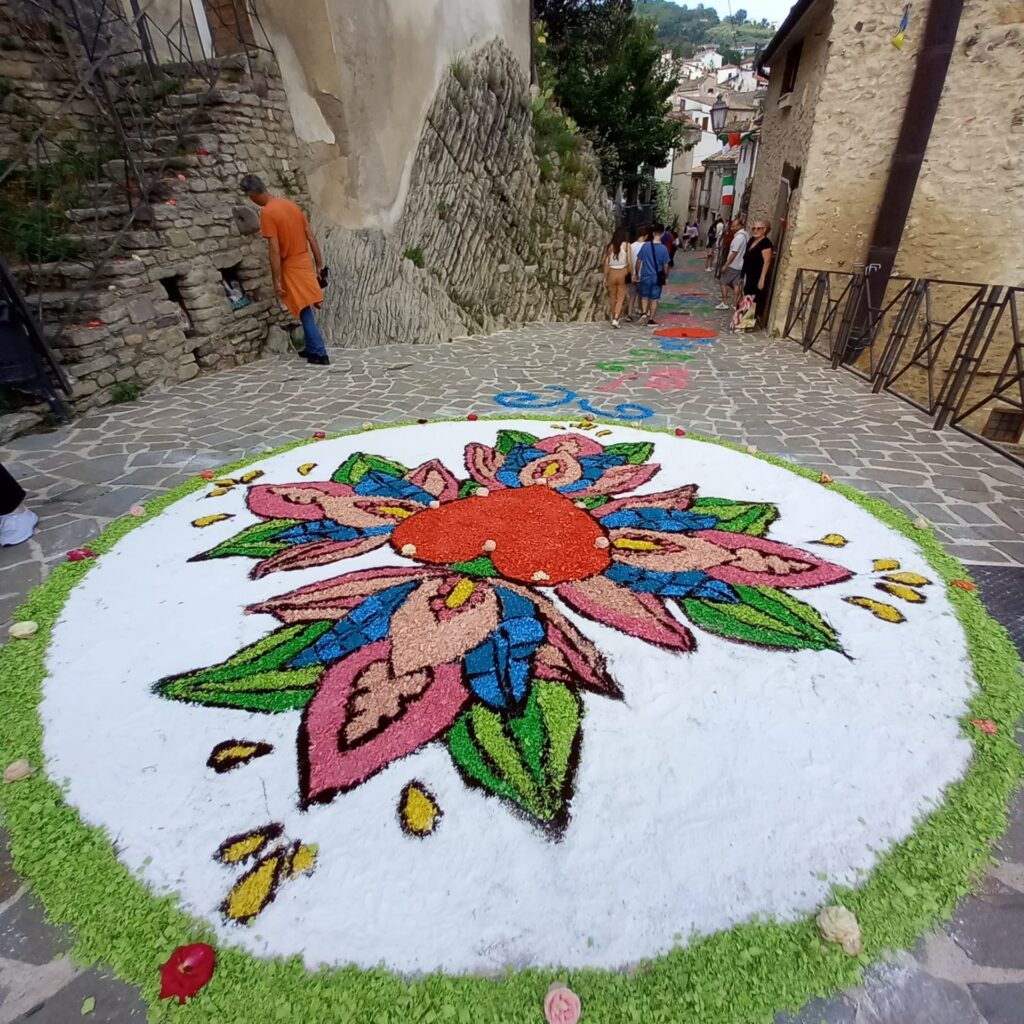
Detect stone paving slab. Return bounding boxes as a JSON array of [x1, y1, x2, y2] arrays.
[[1, 258, 1023, 1022]]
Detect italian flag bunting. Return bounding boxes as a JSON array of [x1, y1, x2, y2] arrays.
[[721, 175, 735, 207]]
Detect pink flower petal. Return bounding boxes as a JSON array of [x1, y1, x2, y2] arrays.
[[248, 566, 439, 622], [251, 535, 390, 577], [518, 451, 584, 489], [534, 432, 605, 457], [577, 462, 660, 497], [407, 459, 460, 502], [555, 576, 695, 652], [593, 484, 698, 519], [464, 443, 505, 489], [388, 577, 500, 676], [695, 530, 853, 589], [247, 482, 355, 521], [301, 639, 469, 805]]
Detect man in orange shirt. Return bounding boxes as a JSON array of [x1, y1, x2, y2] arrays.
[[240, 174, 330, 365]]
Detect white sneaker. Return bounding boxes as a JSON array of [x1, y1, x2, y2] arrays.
[[715, 301, 730, 310], [704, 267, 713, 273], [639, 314, 649, 324], [611, 319, 619, 329], [0, 507, 38, 546]]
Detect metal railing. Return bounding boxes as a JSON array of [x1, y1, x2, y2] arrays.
[[784, 267, 1024, 466]]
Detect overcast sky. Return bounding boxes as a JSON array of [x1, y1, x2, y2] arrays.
[[690, 0, 798, 25]]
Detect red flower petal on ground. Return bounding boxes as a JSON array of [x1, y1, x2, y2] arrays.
[[950, 579, 977, 592], [159, 943, 216, 1004], [970, 718, 998, 735]]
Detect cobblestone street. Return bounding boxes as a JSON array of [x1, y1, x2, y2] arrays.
[[2, 268, 1024, 1022]]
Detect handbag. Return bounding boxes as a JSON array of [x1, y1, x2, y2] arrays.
[[646, 241, 666, 286]]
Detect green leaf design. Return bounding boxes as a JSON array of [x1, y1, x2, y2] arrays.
[[155, 622, 332, 712], [458, 479, 483, 498], [191, 519, 302, 561], [331, 452, 408, 485], [603, 441, 655, 465], [692, 497, 779, 537], [449, 556, 498, 577], [576, 494, 611, 511], [679, 585, 841, 653], [495, 429, 540, 454], [447, 682, 582, 831]]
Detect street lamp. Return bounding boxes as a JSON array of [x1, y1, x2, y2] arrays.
[[710, 94, 728, 133]]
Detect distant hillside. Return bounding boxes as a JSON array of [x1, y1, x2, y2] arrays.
[[634, 0, 777, 58]]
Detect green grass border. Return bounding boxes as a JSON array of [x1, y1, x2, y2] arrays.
[[0, 416, 1021, 1024]]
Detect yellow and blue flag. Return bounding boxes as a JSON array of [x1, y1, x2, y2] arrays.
[[891, 5, 910, 49]]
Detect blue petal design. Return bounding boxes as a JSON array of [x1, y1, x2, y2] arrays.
[[691, 578, 740, 603], [275, 521, 394, 545], [494, 444, 548, 488], [353, 471, 434, 503], [463, 587, 544, 709], [605, 562, 710, 598], [557, 452, 630, 494], [599, 509, 719, 533], [287, 581, 418, 667]]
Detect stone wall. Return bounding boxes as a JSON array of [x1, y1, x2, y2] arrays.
[[309, 42, 611, 347], [753, 0, 1024, 336], [2, 2, 610, 411], [1, 0, 306, 409]]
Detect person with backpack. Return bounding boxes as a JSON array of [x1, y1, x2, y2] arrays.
[[635, 225, 670, 326]]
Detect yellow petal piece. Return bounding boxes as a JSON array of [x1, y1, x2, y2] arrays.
[[221, 850, 283, 923], [207, 487, 232, 497], [287, 842, 318, 878], [814, 534, 848, 547], [882, 571, 930, 587], [297, 463, 317, 476], [844, 596, 905, 623], [399, 782, 442, 837], [217, 824, 284, 865], [239, 470, 264, 484], [213, 479, 236, 488], [192, 514, 234, 527], [876, 582, 925, 604], [873, 559, 900, 572], [206, 740, 273, 773]]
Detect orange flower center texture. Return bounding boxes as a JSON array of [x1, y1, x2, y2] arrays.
[[390, 485, 611, 585]]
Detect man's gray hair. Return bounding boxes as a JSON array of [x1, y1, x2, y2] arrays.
[[239, 173, 267, 194]]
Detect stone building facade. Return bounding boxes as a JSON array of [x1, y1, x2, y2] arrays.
[[1, 0, 610, 413], [750, 0, 1024, 336]]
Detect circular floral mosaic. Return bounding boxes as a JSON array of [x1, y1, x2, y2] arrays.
[[3, 419, 1020, 1021]]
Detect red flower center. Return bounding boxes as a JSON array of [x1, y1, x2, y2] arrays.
[[390, 485, 611, 585]]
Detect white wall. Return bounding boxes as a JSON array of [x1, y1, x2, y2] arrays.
[[257, 0, 530, 230]]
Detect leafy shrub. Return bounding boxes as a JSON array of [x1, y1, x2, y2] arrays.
[[403, 247, 425, 269]]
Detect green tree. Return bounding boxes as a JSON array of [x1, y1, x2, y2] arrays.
[[537, 4, 683, 200]]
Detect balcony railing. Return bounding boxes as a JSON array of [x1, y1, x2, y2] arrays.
[[784, 268, 1024, 466]]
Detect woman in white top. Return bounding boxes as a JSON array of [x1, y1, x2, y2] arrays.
[[603, 227, 631, 328]]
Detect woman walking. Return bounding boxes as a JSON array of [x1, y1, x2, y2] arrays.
[[603, 227, 631, 328]]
